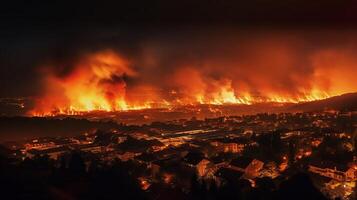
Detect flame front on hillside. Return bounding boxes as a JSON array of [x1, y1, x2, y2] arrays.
[[29, 50, 343, 116]]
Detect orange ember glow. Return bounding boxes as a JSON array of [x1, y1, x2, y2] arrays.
[[29, 50, 351, 116], [31, 51, 156, 116]]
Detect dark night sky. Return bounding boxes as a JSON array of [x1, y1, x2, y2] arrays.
[[1, 0, 357, 98]]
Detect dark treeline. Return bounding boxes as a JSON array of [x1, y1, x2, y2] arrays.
[[0, 151, 327, 200], [0, 151, 145, 200]]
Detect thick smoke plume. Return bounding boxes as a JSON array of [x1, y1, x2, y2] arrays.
[[27, 29, 357, 115]]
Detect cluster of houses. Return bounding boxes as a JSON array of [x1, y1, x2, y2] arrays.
[[308, 158, 357, 199], [128, 140, 287, 191], [2, 110, 354, 199], [309, 164, 356, 182]]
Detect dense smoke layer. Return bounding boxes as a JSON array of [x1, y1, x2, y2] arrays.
[[27, 29, 357, 115]]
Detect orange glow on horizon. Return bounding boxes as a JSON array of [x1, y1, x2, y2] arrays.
[[29, 50, 352, 116]]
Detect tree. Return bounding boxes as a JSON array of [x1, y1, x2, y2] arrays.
[[68, 151, 86, 175], [277, 173, 327, 200]]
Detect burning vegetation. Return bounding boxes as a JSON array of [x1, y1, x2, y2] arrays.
[[29, 42, 354, 116]]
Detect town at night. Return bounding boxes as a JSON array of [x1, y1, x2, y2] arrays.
[[0, 1, 356, 200]]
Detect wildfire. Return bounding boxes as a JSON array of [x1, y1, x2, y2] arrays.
[[30, 51, 156, 116], [30, 50, 334, 116]]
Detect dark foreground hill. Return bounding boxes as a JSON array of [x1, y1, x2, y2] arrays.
[[288, 92, 357, 112]]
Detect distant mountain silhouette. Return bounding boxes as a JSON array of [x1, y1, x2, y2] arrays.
[[0, 117, 121, 142], [288, 92, 357, 112]]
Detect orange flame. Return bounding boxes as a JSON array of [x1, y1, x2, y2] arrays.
[[30, 51, 335, 116], [30, 51, 156, 116]]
